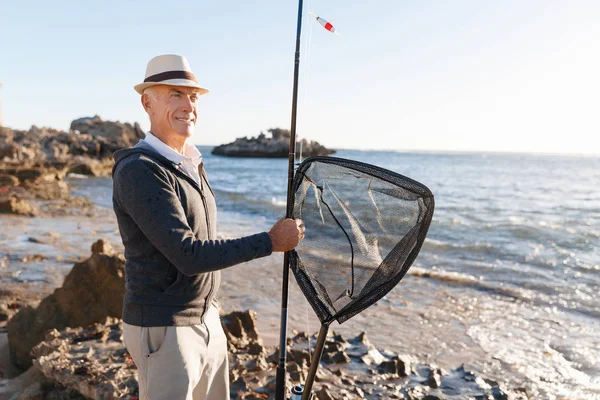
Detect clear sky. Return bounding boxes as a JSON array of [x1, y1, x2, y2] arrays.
[[1, 0, 598, 154]]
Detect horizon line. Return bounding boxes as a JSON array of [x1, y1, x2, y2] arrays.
[[194, 143, 600, 158], [1, 122, 596, 158]]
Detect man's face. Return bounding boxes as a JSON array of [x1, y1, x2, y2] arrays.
[[144, 85, 200, 140]]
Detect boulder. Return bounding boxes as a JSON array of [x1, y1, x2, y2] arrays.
[[7, 247, 125, 369], [426, 367, 444, 388], [23, 180, 70, 200], [66, 158, 113, 177], [221, 310, 262, 352], [316, 387, 335, 400], [91, 239, 117, 257], [0, 116, 144, 169], [212, 128, 335, 158], [13, 168, 47, 182], [0, 197, 39, 217], [0, 174, 19, 186], [377, 354, 412, 377], [69, 115, 145, 157]]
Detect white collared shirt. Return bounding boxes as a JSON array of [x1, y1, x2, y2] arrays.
[[143, 132, 203, 185]]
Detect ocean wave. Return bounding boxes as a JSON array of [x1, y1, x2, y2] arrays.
[[422, 239, 496, 254], [411, 266, 600, 320], [408, 267, 479, 284], [214, 190, 287, 216], [408, 267, 535, 301], [66, 173, 89, 179], [270, 197, 287, 207]]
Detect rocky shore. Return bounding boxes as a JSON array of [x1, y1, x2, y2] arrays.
[[0, 116, 144, 217], [0, 117, 531, 399], [211, 128, 335, 158], [1, 239, 519, 399]]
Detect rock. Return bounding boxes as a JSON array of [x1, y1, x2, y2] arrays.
[[19, 306, 520, 400], [66, 162, 96, 176], [361, 348, 386, 366], [322, 336, 351, 364], [14, 168, 45, 182], [247, 341, 265, 355], [426, 367, 444, 388], [91, 239, 116, 256], [325, 338, 348, 353], [239, 392, 268, 400], [347, 331, 372, 357], [316, 387, 335, 400], [23, 180, 70, 200], [28, 232, 60, 245], [15, 381, 44, 399], [7, 251, 125, 369], [31, 319, 137, 399], [0, 197, 39, 216], [287, 361, 308, 383], [0, 308, 10, 322], [221, 310, 262, 352], [352, 386, 365, 398], [38, 195, 94, 217], [1, 365, 52, 399], [245, 354, 269, 372], [0, 117, 143, 216], [352, 331, 369, 344], [69, 116, 145, 157], [377, 355, 412, 377], [230, 376, 249, 395], [0, 116, 143, 170], [0, 165, 87, 213], [19, 254, 48, 262], [0, 174, 19, 186], [328, 351, 352, 364], [287, 348, 311, 367], [212, 128, 335, 158], [322, 349, 351, 364], [66, 158, 114, 177]]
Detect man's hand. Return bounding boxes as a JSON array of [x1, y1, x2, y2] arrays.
[[268, 217, 305, 252]]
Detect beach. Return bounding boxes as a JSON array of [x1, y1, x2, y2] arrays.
[[1, 142, 599, 399]]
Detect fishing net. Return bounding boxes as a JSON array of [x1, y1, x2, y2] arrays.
[[290, 156, 434, 325]]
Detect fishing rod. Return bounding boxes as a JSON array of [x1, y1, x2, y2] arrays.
[[274, 4, 435, 400], [275, 0, 304, 399]]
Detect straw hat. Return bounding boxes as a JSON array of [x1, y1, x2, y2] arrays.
[[134, 54, 209, 95]]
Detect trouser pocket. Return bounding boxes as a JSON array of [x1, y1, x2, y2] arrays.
[[144, 326, 168, 358]]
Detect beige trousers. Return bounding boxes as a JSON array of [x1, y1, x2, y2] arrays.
[[123, 306, 230, 400]]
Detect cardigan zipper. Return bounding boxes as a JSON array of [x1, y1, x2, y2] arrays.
[[170, 162, 215, 324], [199, 167, 215, 324]]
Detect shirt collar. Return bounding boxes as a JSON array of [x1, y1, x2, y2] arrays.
[[144, 132, 202, 166]]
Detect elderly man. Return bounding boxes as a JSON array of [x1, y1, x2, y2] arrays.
[[112, 54, 304, 400]]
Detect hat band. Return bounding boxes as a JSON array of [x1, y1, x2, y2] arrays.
[[144, 70, 198, 83]]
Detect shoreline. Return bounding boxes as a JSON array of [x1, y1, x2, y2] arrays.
[[0, 176, 598, 398]]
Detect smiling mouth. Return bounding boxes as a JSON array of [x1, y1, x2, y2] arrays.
[[175, 117, 195, 124]]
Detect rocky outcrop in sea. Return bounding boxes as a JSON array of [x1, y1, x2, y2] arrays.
[[212, 128, 335, 158]]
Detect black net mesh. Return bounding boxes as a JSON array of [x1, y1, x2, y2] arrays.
[[290, 156, 434, 325]]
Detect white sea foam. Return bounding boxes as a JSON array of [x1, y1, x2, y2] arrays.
[[270, 197, 287, 207]]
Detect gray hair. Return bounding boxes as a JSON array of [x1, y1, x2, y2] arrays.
[[143, 86, 160, 102]]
